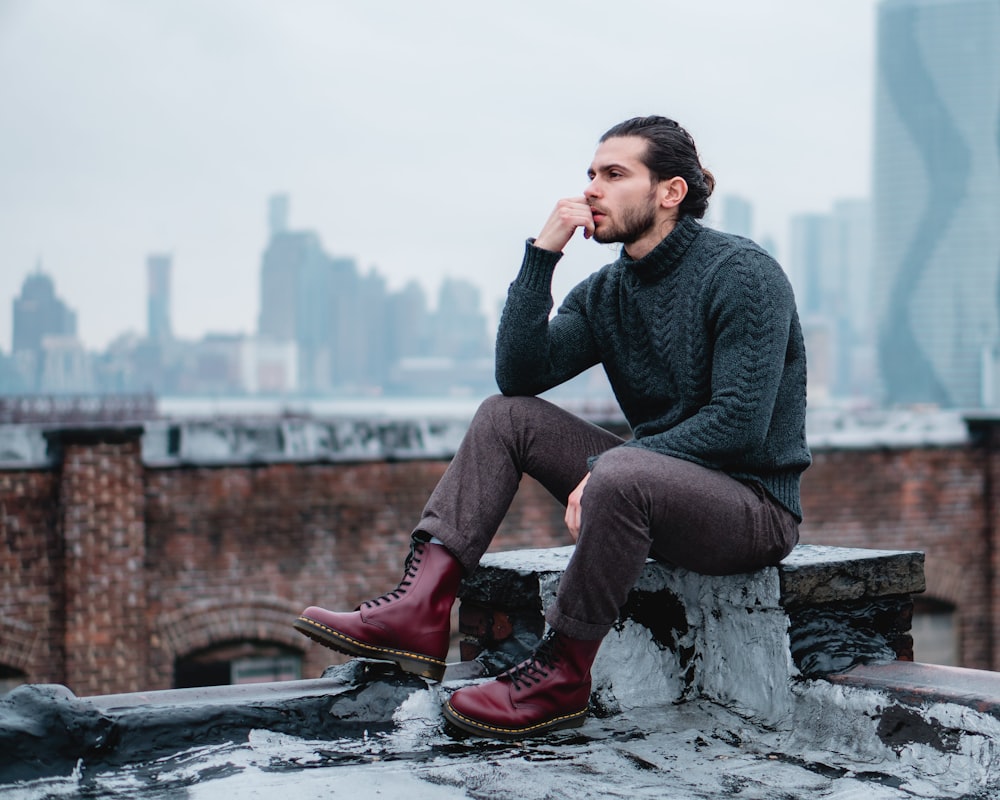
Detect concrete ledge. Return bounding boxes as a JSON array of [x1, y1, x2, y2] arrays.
[[829, 661, 1000, 719], [456, 543, 922, 723], [777, 544, 925, 607], [0, 662, 426, 784]]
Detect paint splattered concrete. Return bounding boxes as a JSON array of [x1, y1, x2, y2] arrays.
[[4, 674, 999, 800]]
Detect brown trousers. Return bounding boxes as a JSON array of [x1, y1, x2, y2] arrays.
[[416, 395, 799, 640]]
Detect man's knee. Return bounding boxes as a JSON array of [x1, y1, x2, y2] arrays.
[[476, 393, 531, 418], [588, 446, 651, 489], [474, 393, 555, 432]]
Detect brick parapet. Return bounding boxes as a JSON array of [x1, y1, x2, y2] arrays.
[[800, 443, 990, 668], [54, 428, 147, 695], [967, 418, 1000, 670], [0, 469, 62, 684]]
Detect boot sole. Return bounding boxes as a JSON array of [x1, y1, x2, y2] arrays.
[[293, 615, 447, 682], [442, 699, 588, 740]]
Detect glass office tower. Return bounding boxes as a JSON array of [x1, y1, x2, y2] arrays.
[[873, 0, 1000, 408]]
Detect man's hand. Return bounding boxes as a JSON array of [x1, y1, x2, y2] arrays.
[[534, 197, 595, 253], [564, 472, 590, 542]]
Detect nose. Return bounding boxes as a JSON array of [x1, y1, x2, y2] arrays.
[[584, 178, 601, 199]]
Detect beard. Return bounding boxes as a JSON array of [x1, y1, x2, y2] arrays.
[[592, 190, 659, 245]]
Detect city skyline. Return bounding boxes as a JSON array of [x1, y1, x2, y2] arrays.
[[0, 0, 879, 353], [5, 200, 493, 339], [2, 204, 498, 398]]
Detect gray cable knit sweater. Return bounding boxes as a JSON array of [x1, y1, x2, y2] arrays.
[[495, 214, 811, 521]]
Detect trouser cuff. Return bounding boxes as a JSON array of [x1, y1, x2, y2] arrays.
[[545, 602, 612, 641], [412, 520, 479, 575]]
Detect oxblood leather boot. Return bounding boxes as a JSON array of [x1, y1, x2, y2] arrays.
[[443, 630, 603, 739], [293, 537, 463, 682]]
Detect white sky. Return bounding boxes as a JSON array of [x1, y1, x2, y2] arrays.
[[0, 0, 879, 352]]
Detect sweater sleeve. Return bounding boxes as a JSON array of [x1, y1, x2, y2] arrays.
[[495, 241, 601, 396], [623, 252, 796, 468]]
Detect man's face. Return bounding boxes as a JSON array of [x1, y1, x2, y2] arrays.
[[585, 136, 659, 246]]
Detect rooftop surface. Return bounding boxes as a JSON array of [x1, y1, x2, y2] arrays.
[[4, 665, 997, 800]]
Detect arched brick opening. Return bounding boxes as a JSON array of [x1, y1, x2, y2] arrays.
[[158, 595, 306, 669], [0, 615, 36, 676], [922, 557, 964, 608], [914, 557, 963, 666]]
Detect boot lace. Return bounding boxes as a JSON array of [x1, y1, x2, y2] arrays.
[[506, 631, 560, 691], [362, 541, 424, 609]]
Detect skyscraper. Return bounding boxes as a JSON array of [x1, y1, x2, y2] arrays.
[[258, 228, 337, 392], [430, 278, 490, 360], [873, 0, 1000, 408], [718, 195, 754, 240], [12, 267, 77, 354], [269, 194, 290, 237], [11, 267, 82, 392], [257, 196, 373, 392], [147, 254, 172, 343], [789, 201, 873, 401]]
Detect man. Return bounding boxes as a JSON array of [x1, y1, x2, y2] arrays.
[[295, 115, 811, 740]]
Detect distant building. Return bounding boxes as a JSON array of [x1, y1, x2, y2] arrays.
[[800, 318, 834, 406], [386, 281, 430, 364], [429, 278, 490, 361], [873, 0, 1000, 408], [147, 254, 173, 343], [37, 336, 94, 394], [163, 334, 298, 396], [256, 196, 493, 396], [790, 213, 833, 320], [789, 200, 873, 402], [718, 195, 754, 239], [10, 268, 81, 392], [240, 337, 298, 395], [258, 228, 347, 392], [12, 268, 77, 354], [357, 269, 389, 387]]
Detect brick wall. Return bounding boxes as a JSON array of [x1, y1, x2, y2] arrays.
[[0, 469, 61, 684], [57, 428, 148, 695], [143, 460, 566, 686], [970, 421, 1000, 669], [1, 421, 998, 695], [799, 445, 990, 668]]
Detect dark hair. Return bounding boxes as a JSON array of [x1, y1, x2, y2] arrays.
[[599, 116, 716, 219]]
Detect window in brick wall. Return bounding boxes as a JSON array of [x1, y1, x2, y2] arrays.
[[910, 598, 959, 666], [0, 665, 26, 695], [174, 641, 303, 688]]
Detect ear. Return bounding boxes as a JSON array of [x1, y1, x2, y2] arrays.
[[659, 176, 688, 211]]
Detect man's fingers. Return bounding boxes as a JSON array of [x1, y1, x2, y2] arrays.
[[564, 505, 578, 539], [535, 197, 595, 252], [564, 490, 581, 539], [564, 472, 590, 542]]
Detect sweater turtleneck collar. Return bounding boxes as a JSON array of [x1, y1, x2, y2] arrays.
[[619, 214, 702, 282]]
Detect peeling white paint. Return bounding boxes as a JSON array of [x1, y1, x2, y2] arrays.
[[592, 620, 685, 710]]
